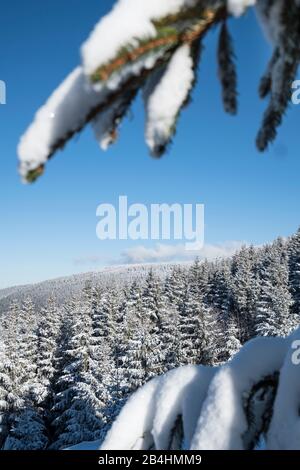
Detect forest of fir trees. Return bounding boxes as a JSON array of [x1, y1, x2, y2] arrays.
[[0, 228, 300, 450]]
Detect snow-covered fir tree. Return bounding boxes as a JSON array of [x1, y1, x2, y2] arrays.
[[122, 281, 148, 392], [141, 270, 165, 379], [159, 302, 181, 372], [288, 228, 300, 319], [3, 298, 49, 450], [165, 266, 186, 307], [36, 296, 61, 405], [3, 407, 48, 451], [17, 297, 38, 387], [207, 261, 232, 317], [231, 246, 259, 342], [178, 280, 204, 365], [84, 284, 114, 426], [0, 326, 11, 447], [0, 302, 21, 447], [50, 297, 105, 449], [255, 243, 294, 337], [189, 258, 210, 299], [222, 315, 242, 362]]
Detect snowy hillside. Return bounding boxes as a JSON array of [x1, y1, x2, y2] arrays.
[[0, 263, 181, 314]]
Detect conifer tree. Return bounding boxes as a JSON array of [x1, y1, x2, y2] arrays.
[[51, 298, 105, 449], [36, 296, 61, 405], [207, 261, 233, 319], [197, 301, 220, 366], [165, 266, 186, 307], [17, 298, 38, 388], [3, 299, 48, 450], [255, 244, 294, 337], [3, 407, 48, 450], [189, 258, 210, 298], [288, 228, 300, 320], [231, 246, 259, 342], [178, 281, 203, 365], [0, 325, 11, 448], [0, 301, 22, 448], [87, 285, 113, 414], [222, 315, 241, 362], [159, 301, 181, 371], [142, 270, 165, 379], [123, 282, 148, 392]]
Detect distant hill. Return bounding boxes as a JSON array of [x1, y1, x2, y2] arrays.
[[0, 263, 185, 313]]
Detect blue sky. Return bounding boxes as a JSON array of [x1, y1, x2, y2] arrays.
[[0, 1, 300, 288]]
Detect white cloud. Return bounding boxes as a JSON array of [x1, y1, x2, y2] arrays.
[[74, 241, 248, 268], [119, 241, 247, 264]]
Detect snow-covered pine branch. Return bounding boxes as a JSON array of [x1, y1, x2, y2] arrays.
[[256, 0, 300, 151], [16, 0, 234, 183], [143, 43, 200, 157], [17, 0, 300, 183], [101, 327, 300, 450], [17, 67, 142, 183]]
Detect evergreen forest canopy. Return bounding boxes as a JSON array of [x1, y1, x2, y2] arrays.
[[0, 228, 300, 449]]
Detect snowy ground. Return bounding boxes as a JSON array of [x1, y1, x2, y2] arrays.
[[101, 329, 300, 450]]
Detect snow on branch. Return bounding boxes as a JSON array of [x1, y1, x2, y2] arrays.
[[256, 0, 300, 150], [17, 0, 300, 183], [218, 21, 238, 114], [18, 68, 107, 183], [17, 1, 227, 183], [227, 0, 256, 16], [101, 328, 300, 450], [82, 0, 201, 76], [143, 43, 200, 157], [18, 63, 157, 183]]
